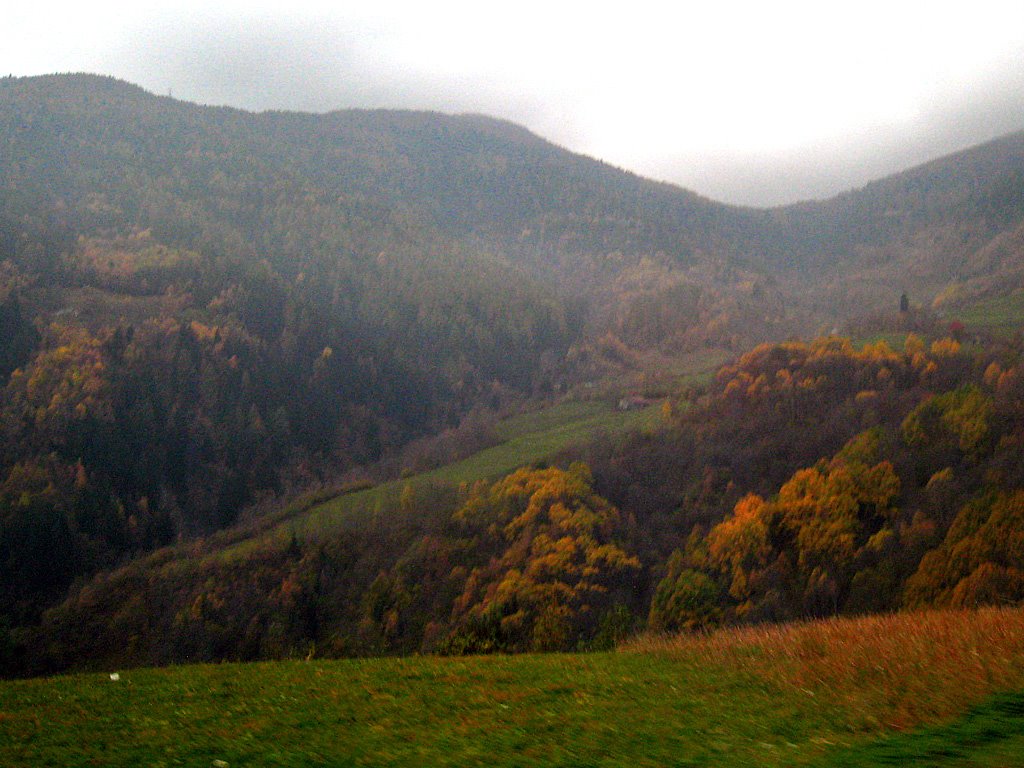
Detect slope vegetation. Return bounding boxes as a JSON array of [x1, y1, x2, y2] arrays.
[[3, 74, 1024, 673], [2, 607, 1023, 766], [16, 324, 1024, 675]]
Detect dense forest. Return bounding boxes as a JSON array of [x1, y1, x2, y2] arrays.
[[2, 74, 1024, 675], [8, 321, 1024, 673]]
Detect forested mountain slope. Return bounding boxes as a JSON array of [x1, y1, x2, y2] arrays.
[[16, 325, 1024, 675], [776, 130, 1024, 320], [2, 73, 1024, 670], [5, 73, 1024, 344]]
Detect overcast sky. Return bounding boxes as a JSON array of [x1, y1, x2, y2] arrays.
[[5, 1, 1024, 206]]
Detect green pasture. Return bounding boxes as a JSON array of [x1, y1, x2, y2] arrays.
[[953, 291, 1024, 334], [293, 399, 661, 541], [2, 649, 1021, 767]]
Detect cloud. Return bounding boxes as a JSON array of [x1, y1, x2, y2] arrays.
[[639, 48, 1024, 206], [92, 11, 575, 140], [96, 16, 395, 110]]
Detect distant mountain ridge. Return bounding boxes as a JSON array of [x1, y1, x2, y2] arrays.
[[4, 73, 1023, 290]]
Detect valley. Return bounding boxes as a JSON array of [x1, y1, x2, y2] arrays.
[[2, 71, 1024, 765]]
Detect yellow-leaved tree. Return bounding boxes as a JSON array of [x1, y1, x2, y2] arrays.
[[905, 490, 1024, 608], [654, 430, 903, 627], [444, 463, 640, 653]]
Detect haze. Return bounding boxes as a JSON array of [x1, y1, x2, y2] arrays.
[[6, 0, 1024, 206]]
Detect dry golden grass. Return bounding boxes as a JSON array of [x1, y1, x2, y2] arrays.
[[623, 606, 1024, 732]]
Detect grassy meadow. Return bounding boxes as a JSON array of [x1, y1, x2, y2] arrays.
[[290, 397, 662, 544], [3, 607, 1024, 766], [953, 291, 1024, 334], [287, 346, 727, 543], [290, 346, 728, 545], [68, 354, 714, 628], [145, 394, 666, 572]]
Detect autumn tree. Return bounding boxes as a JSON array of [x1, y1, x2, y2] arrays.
[[905, 490, 1024, 608], [683, 432, 902, 623], [445, 463, 640, 653], [648, 549, 722, 632]]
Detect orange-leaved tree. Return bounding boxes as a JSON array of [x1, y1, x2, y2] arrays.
[[661, 431, 903, 626]]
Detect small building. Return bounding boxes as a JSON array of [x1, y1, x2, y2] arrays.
[[618, 395, 652, 411]]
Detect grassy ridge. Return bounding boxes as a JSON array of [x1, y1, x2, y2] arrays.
[[3, 608, 1023, 766], [189, 398, 663, 566], [289, 346, 727, 546], [146, 349, 722, 568], [626, 608, 1024, 732]]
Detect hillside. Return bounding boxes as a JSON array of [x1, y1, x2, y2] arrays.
[[3, 73, 1024, 674], [8, 75, 1024, 331], [2, 607, 1023, 766], [16, 324, 1024, 674], [0, 73, 740, 273], [783, 130, 1024, 323], [5, 72, 1024, 343]]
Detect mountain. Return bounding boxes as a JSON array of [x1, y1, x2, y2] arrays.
[[2, 73, 1024, 672], [771, 130, 1024, 320], [0, 73, 735, 268], [5, 73, 1024, 332]]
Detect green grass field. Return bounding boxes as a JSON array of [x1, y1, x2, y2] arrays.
[[822, 692, 1024, 767], [114, 352, 718, 580], [193, 347, 728, 560], [191, 397, 665, 565], [288, 399, 661, 543], [953, 291, 1024, 334], [3, 607, 1023, 767]]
